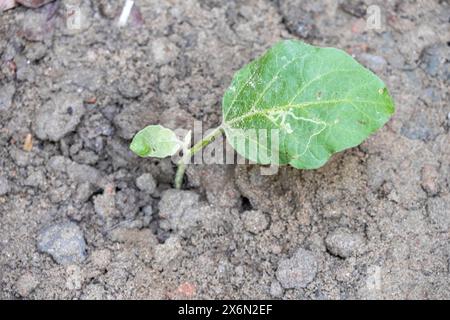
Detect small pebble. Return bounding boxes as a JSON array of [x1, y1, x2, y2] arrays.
[[151, 38, 179, 66], [136, 173, 157, 194], [24, 170, 46, 188], [117, 79, 142, 99], [154, 236, 182, 268], [276, 248, 318, 289], [325, 229, 365, 258], [15, 273, 39, 297], [242, 210, 269, 234], [34, 94, 85, 142], [37, 222, 87, 265], [74, 182, 95, 204], [158, 189, 200, 232], [269, 280, 284, 298]]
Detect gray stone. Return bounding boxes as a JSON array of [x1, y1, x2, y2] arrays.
[[276, 248, 317, 289], [269, 280, 283, 298], [339, 1, 366, 17], [117, 79, 142, 99], [0, 83, 15, 112], [151, 38, 179, 66], [74, 182, 95, 204], [37, 222, 87, 265], [93, 189, 119, 224], [67, 161, 101, 185], [242, 210, 269, 234], [34, 94, 85, 141], [48, 156, 101, 185], [24, 170, 46, 188], [158, 189, 200, 232], [278, 1, 319, 39], [325, 229, 365, 258], [142, 205, 153, 216], [0, 175, 11, 196], [15, 273, 39, 297], [136, 173, 156, 194], [154, 236, 182, 268], [420, 44, 450, 83]]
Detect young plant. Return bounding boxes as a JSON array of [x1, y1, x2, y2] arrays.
[[130, 40, 395, 188]]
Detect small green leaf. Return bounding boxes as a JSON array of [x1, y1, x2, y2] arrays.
[[130, 125, 182, 158], [222, 39, 395, 169]]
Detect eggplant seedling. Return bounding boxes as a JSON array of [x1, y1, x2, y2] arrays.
[[130, 40, 395, 189]]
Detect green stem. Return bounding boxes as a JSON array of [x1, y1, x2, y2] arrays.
[[174, 126, 224, 189]]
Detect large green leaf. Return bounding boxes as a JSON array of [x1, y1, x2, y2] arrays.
[[222, 40, 395, 169]]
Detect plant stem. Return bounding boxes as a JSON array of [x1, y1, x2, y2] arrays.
[[174, 126, 224, 189]]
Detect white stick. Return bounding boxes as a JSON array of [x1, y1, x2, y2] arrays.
[[118, 0, 134, 27]]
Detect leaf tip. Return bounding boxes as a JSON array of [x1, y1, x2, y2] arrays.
[[130, 131, 152, 157]]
